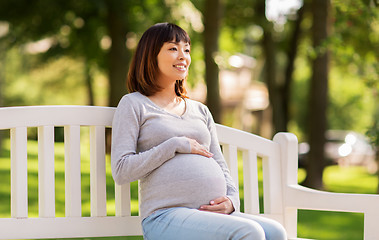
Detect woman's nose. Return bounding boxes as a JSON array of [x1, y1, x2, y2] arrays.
[[178, 50, 186, 60]]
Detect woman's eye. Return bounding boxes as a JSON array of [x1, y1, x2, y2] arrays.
[[185, 49, 190, 53], [169, 47, 177, 51]]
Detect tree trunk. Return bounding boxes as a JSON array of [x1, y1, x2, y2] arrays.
[[303, 0, 330, 190], [372, 94, 379, 194], [256, 0, 286, 135], [262, 30, 285, 134], [203, 0, 222, 123], [105, 0, 130, 154], [0, 45, 4, 152], [283, 5, 305, 131], [84, 58, 95, 106], [0, 84, 2, 152], [106, 0, 130, 107]]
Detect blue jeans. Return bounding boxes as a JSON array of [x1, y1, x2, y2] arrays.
[[142, 207, 287, 240]]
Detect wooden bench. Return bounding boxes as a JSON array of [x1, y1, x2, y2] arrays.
[[0, 105, 378, 239]]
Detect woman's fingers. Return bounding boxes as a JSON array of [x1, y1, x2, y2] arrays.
[[199, 196, 234, 214], [188, 138, 213, 157], [210, 196, 228, 205]]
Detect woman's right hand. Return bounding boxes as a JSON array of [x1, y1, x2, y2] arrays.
[[187, 138, 214, 158]]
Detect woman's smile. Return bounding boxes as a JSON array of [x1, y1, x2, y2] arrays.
[[173, 64, 187, 71]]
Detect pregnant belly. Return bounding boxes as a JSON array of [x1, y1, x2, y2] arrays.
[[141, 153, 227, 209]]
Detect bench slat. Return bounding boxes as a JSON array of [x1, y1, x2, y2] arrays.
[[90, 126, 107, 217], [217, 124, 277, 157], [10, 127, 28, 218], [364, 213, 379, 239], [242, 149, 259, 215], [38, 126, 56, 218], [0, 216, 143, 239], [222, 144, 239, 192], [64, 125, 82, 217], [262, 152, 283, 215], [0, 106, 115, 129], [115, 183, 131, 217]]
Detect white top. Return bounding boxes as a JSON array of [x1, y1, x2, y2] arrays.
[[111, 92, 240, 219]]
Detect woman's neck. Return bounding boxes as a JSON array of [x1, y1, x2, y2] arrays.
[[151, 80, 178, 99], [150, 83, 179, 104]]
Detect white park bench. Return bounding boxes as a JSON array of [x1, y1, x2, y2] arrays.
[[0, 105, 378, 239]]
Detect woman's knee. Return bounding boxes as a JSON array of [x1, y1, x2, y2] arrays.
[[264, 220, 287, 240], [230, 212, 287, 240], [231, 220, 266, 240]]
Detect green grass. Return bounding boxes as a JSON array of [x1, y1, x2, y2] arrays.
[[0, 136, 378, 240], [295, 166, 378, 240]]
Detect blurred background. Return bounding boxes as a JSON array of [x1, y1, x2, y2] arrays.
[[0, 0, 378, 190], [0, 0, 379, 238]]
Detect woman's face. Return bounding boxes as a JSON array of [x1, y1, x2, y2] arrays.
[[156, 40, 191, 84]]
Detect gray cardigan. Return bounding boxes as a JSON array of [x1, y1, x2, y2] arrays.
[[111, 92, 240, 219]]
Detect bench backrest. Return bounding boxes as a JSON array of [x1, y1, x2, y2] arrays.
[[0, 106, 294, 239]]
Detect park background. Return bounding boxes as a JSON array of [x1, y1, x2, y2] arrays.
[[0, 0, 378, 239]]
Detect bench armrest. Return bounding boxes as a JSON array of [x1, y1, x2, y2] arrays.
[[286, 184, 379, 214], [285, 184, 379, 239]]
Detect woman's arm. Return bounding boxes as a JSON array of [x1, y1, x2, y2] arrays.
[[111, 95, 191, 184], [205, 107, 241, 212]]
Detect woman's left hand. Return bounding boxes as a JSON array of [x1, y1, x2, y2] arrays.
[[199, 196, 235, 214]]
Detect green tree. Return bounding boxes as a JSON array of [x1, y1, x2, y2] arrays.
[[330, 0, 379, 190], [222, 0, 306, 134], [0, 37, 4, 151], [283, 4, 306, 132], [0, 0, 178, 106], [302, 0, 330, 190], [366, 97, 379, 193], [0, 0, 116, 105], [203, 0, 223, 122], [105, 0, 130, 107]]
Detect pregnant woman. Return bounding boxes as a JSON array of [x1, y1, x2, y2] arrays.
[[111, 22, 286, 240]]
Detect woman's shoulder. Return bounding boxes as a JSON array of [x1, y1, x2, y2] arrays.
[[116, 92, 148, 111], [119, 92, 145, 104], [186, 97, 205, 107], [186, 98, 211, 116]]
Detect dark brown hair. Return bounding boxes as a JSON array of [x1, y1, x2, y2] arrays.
[[127, 22, 191, 97]]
